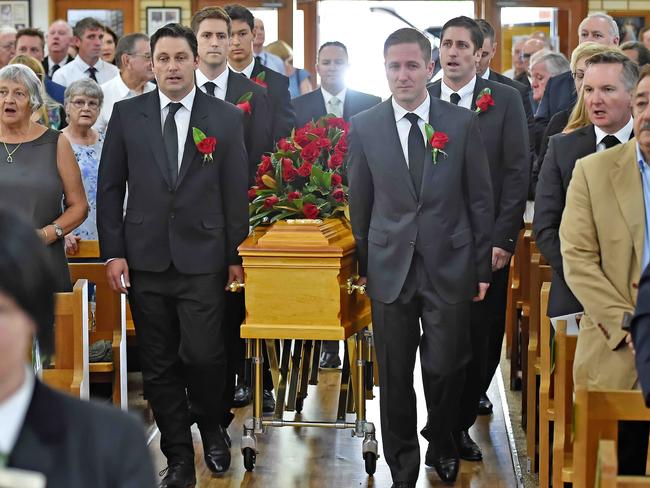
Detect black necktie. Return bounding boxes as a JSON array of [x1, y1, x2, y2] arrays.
[[450, 93, 461, 105], [255, 55, 262, 65], [51, 64, 60, 77], [405, 112, 425, 196], [601, 135, 620, 149], [204, 81, 216, 97], [87, 66, 97, 82], [164, 103, 182, 188]]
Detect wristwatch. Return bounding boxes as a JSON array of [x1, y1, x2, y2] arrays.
[[52, 222, 64, 240]]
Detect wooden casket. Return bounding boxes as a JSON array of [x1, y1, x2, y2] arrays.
[[239, 218, 371, 340]]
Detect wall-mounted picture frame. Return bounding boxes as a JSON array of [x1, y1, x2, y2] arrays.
[[608, 11, 650, 43], [146, 7, 182, 36], [0, 0, 29, 30]]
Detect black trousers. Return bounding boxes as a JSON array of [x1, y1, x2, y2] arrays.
[[618, 421, 650, 475], [456, 264, 509, 430], [129, 265, 227, 463], [321, 340, 339, 354], [372, 255, 470, 484]]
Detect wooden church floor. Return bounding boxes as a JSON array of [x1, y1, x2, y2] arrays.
[[148, 362, 519, 488]]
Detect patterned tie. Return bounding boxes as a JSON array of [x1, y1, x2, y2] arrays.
[[328, 96, 343, 118], [163, 103, 182, 188], [87, 66, 98, 82], [450, 92, 461, 105], [203, 81, 216, 97], [405, 112, 424, 196], [601, 135, 620, 149]]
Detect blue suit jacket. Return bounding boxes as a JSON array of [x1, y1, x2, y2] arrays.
[[534, 71, 576, 123], [45, 77, 65, 104]]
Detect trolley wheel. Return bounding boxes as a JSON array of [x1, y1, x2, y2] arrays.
[[243, 447, 256, 472], [364, 451, 377, 475], [295, 395, 304, 413]]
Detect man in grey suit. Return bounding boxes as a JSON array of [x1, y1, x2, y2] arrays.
[[348, 28, 493, 487]]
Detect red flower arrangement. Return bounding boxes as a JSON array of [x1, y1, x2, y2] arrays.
[[249, 115, 350, 227]]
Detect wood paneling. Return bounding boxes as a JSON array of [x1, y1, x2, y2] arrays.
[[53, 0, 135, 34]]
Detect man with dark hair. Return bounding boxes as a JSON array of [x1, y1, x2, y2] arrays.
[[621, 41, 650, 66], [225, 4, 294, 143], [44, 20, 74, 78], [98, 23, 249, 486], [348, 26, 493, 486], [16, 27, 65, 104], [95, 33, 155, 133], [427, 15, 529, 464], [53, 17, 118, 86]]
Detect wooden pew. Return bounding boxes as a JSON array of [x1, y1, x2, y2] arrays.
[[552, 319, 578, 487], [505, 230, 524, 360], [597, 440, 650, 487], [538, 282, 554, 487], [574, 388, 650, 488], [43, 279, 89, 399], [510, 229, 533, 391]]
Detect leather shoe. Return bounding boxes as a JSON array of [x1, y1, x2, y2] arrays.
[[263, 389, 276, 413], [232, 383, 252, 408], [478, 394, 493, 415], [391, 482, 416, 488], [158, 460, 196, 487], [319, 351, 341, 369], [457, 429, 482, 461], [200, 425, 231, 474], [425, 436, 460, 484]]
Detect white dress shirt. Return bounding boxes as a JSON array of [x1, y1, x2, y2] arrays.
[[52, 56, 119, 87], [482, 67, 491, 80], [159, 87, 196, 171], [441, 75, 477, 110], [94, 75, 156, 133], [392, 94, 430, 167], [196, 68, 229, 100], [0, 366, 34, 456], [46, 55, 70, 78], [230, 58, 256, 79], [594, 116, 634, 152], [321, 87, 347, 117], [255, 50, 285, 74]]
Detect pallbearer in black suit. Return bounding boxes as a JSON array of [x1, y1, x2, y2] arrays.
[[97, 24, 249, 487], [191, 6, 272, 183], [293, 41, 381, 130], [293, 41, 381, 369], [225, 4, 295, 143], [427, 16, 529, 462], [348, 28, 493, 486]]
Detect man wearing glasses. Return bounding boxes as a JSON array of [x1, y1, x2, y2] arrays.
[[95, 33, 155, 133]]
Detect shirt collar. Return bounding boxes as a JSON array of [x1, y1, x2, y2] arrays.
[[74, 56, 103, 71], [195, 67, 229, 90], [159, 85, 196, 113], [392, 93, 430, 123], [230, 58, 256, 79], [48, 55, 68, 67], [321, 87, 347, 105], [441, 75, 477, 100], [0, 365, 34, 455], [594, 116, 634, 146], [482, 68, 491, 80]]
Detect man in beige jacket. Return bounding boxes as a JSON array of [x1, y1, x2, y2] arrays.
[[560, 64, 650, 475]]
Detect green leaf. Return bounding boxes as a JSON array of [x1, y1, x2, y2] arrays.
[[192, 127, 206, 145], [250, 209, 274, 222], [424, 123, 434, 142], [270, 210, 297, 222], [237, 91, 253, 104], [320, 171, 332, 189]]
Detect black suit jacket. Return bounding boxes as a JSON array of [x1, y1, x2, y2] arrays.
[[97, 88, 249, 274], [428, 77, 530, 253], [531, 108, 571, 197], [250, 58, 295, 143], [631, 263, 650, 406], [532, 125, 596, 316], [223, 69, 273, 183], [535, 70, 576, 123], [9, 380, 155, 488], [43, 54, 75, 78], [348, 97, 494, 304], [293, 87, 381, 128]]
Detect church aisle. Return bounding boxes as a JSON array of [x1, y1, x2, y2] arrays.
[[149, 360, 518, 487]]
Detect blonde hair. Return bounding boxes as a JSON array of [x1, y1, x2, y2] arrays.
[[570, 42, 620, 72], [563, 89, 589, 133], [265, 40, 293, 62]]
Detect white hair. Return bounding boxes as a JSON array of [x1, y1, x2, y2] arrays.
[[0, 64, 43, 112], [0, 25, 17, 36], [579, 13, 619, 40], [530, 50, 571, 76]]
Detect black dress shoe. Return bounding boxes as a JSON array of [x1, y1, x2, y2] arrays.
[[425, 437, 460, 484], [478, 394, 493, 415], [232, 383, 252, 408], [158, 461, 196, 488], [319, 351, 341, 369], [200, 425, 231, 474], [457, 429, 483, 461], [263, 389, 276, 413]]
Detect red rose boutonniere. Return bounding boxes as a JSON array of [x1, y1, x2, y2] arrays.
[[192, 127, 217, 164], [475, 88, 494, 114], [236, 92, 253, 114], [251, 71, 267, 88], [424, 123, 449, 164]]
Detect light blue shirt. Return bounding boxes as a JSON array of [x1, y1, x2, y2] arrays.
[[638, 142, 650, 270]]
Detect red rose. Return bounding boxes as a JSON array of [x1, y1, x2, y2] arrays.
[[430, 131, 449, 150], [331, 188, 345, 202], [287, 191, 301, 202], [303, 203, 319, 219], [336, 135, 348, 154], [278, 138, 295, 152], [328, 151, 344, 170], [294, 127, 311, 147], [297, 162, 312, 177], [197, 136, 217, 155], [330, 172, 342, 187], [255, 175, 266, 188], [282, 158, 298, 181], [476, 94, 494, 112], [248, 188, 258, 201], [326, 117, 348, 131], [315, 137, 331, 149], [264, 195, 279, 208], [257, 155, 272, 175], [236, 100, 252, 114], [310, 127, 327, 138], [252, 76, 267, 88], [301, 142, 321, 163]]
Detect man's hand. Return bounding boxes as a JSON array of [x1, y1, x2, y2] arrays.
[[106, 258, 130, 294], [473, 282, 490, 302], [626, 332, 635, 355], [356, 276, 368, 287], [64, 234, 81, 255], [492, 247, 512, 271], [225, 265, 245, 292]]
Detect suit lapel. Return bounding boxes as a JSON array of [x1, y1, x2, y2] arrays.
[[610, 140, 645, 264], [382, 99, 417, 201], [315, 89, 328, 119], [420, 98, 441, 199], [343, 90, 355, 120], [176, 91, 209, 188], [470, 76, 487, 112], [142, 90, 173, 188], [428, 81, 442, 100], [224, 69, 240, 104]]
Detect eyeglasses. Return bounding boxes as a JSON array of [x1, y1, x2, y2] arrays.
[[129, 53, 152, 61], [70, 99, 100, 110]]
